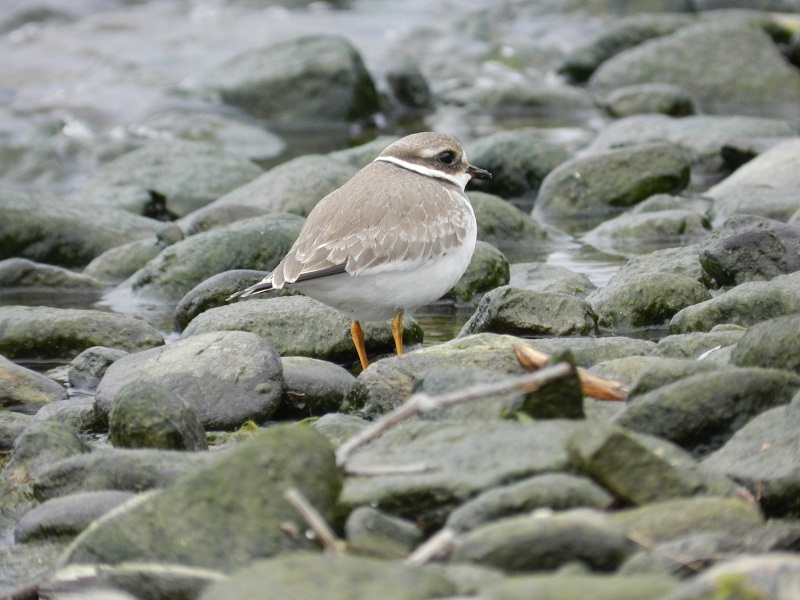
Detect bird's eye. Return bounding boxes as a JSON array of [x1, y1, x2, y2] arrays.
[[437, 151, 455, 165]]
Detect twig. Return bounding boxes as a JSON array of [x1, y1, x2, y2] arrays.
[[513, 344, 628, 401], [284, 488, 344, 555], [336, 362, 573, 469], [406, 528, 457, 565]]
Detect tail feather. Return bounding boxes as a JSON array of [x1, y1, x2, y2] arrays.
[[227, 279, 274, 301]]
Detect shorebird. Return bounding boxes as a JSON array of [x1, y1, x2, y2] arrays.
[[229, 132, 491, 369]]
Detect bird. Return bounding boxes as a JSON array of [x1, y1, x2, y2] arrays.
[[229, 131, 492, 370]]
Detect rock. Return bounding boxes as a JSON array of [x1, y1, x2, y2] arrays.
[[625, 358, 726, 397], [0, 412, 31, 451], [698, 215, 800, 286], [589, 20, 800, 117], [0, 190, 161, 269], [32, 449, 214, 501], [650, 329, 745, 360], [448, 241, 510, 302], [198, 553, 454, 600], [0, 306, 164, 361], [110, 213, 304, 305], [703, 396, 800, 517], [469, 193, 561, 254], [588, 272, 711, 330], [340, 419, 582, 528], [67, 346, 128, 392], [182, 296, 422, 365], [464, 131, 570, 198], [663, 553, 800, 600], [173, 269, 290, 333], [612, 497, 763, 543], [108, 382, 208, 451], [0, 258, 103, 295], [615, 367, 800, 456], [586, 114, 799, 183], [328, 136, 398, 169], [310, 413, 368, 448], [14, 491, 135, 542], [479, 572, 680, 600], [730, 314, 800, 374], [707, 138, 800, 224], [114, 563, 228, 600], [452, 509, 635, 573], [82, 224, 184, 284], [95, 331, 283, 430], [603, 83, 696, 118], [275, 357, 356, 420], [179, 155, 357, 233], [79, 140, 263, 218], [459, 286, 598, 337], [558, 13, 695, 82], [568, 423, 738, 505], [32, 398, 105, 434], [3, 421, 89, 482], [384, 58, 435, 120], [202, 35, 379, 126], [345, 506, 422, 559], [583, 209, 710, 256], [535, 143, 690, 219], [670, 271, 800, 332], [445, 473, 613, 533], [509, 263, 597, 298], [346, 334, 655, 419], [0, 355, 67, 411], [619, 531, 739, 578], [63, 425, 341, 571]]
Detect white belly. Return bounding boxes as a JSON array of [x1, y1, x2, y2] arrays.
[[291, 228, 477, 322]]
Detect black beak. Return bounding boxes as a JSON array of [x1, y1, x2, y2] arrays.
[[466, 164, 492, 180]]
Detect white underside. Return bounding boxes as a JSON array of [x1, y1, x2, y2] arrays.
[[289, 226, 477, 322]]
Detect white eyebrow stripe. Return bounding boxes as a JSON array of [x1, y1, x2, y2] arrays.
[[373, 155, 468, 190]]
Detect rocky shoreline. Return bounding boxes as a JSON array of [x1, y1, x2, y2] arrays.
[[1, 1, 800, 599]]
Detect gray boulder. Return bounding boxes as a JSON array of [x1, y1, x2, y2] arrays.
[[459, 286, 598, 337], [276, 357, 356, 420], [707, 138, 800, 224], [68, 346, 128, 393], [110, 213, 304, 304], [62, 425, 341, 572], [589, 20, 800, 117], [464, 131, 570, 198], [699, 215, 800, 286], [615, 367, 800, 455], [0, 190, 161, 269], [448, 240, 510, 303], [0, 306, 164, 361], [603, 83, 696, 118], [198, 553, 453, 600], [80, 140, 263, 218], [535, 143, 690, 219], [3, 421, 89, 482], [587, 114, 799, 182], [730, 314, 800, 374], [671, 271, 800, 332], [0, 355, 67, 411], [202, 35, 379, 126], [703, 395, 800, 517], [108, 382, 208, 451], [95, 331, 283, 430], [182, 296, 422, 365], [509, 263, 597, 298], [179, 154, 357, 234]]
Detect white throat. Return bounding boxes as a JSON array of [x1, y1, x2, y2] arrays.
[[374, 155, 471, 191]]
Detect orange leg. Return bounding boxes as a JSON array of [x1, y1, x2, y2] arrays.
[[350, 320, 369, 370], [391, 310, 404, 355]]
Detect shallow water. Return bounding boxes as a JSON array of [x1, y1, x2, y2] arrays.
[[0, 0, 708, 347]]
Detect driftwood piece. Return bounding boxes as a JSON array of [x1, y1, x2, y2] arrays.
[[513, 344, 628, 401]]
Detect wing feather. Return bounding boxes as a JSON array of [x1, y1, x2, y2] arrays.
[[270, 161, 472, 288]]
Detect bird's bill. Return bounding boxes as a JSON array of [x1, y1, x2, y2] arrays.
[[466, 164, 492, 180]]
